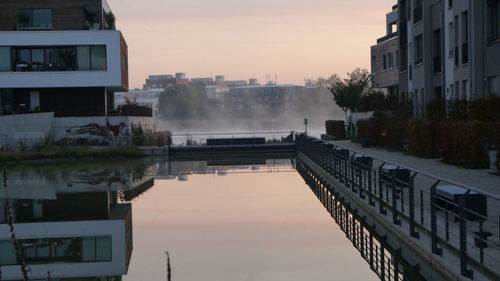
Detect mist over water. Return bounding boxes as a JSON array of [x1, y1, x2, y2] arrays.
[[158, 88, 344, 138]]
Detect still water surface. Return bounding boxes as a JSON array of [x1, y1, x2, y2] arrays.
[[1, 157, 378, 281]]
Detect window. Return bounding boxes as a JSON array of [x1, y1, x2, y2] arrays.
[[12, 45, 106, 72], [383, 54, 387, 70], [77, 45, 107, 70], [414, 35, 424, 64], [454, 16, 459, 66], [449, 0, 453, 9], [400, 45, 408, 71], [17, 9, 53, 29], [0, 47, 11, 71], [388, 53, 394, 69], [434, 86, 443, 99], [414, 0, 423, 23], [463, 80, 470, 100], [0, 236, 112, 265], [449, 22, 454, 55], [488, 76, 499, 95], [433, 29, 442, 73], [450, 84, 454, 99], [462, 11, 469, 64], [488, 0, 500, 42], [455, 81, 460, 99]]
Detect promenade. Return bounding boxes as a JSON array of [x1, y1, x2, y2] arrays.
[[332, 140, 499, 197]]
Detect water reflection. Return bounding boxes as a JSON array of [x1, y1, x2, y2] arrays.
[[1, 155, 308, 280]]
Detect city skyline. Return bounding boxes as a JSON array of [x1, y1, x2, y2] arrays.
[[109, 0, 396, 89]]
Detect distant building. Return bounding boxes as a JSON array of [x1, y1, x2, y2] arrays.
[[225, 84, 304, 116], [371, 4, 399, 96], [144, 74, 188, 89], [190, 77, 214, 85]]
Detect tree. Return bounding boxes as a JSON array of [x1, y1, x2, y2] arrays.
[[328, 68, 371, 123], [314, 74, 341, 89]]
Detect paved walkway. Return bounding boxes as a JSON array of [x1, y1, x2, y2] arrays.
[[331, 140, 500, 197]]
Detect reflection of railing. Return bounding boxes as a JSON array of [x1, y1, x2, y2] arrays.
[[297, 160, 415, 281], [170, 131, 295, 146], [296, 134, 500, 280]]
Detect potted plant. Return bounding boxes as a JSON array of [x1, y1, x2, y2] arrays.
[[17, 13, 30, 28], [105, 12, 116, 30]]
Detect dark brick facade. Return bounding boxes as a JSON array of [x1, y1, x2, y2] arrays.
[[0, 0, 105, 31]]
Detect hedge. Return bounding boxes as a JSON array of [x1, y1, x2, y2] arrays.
[[325, 120, 346, 138]]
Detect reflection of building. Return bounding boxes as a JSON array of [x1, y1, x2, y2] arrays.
[[0, 190, 132, 280], [371, 5, 399, 96]]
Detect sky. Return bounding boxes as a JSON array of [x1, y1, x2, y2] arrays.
[[108, 0, 397, 89]]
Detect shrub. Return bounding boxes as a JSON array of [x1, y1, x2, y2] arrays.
[[382, 118, 407, 151], [447, 100, 469, 121], [469, 96, 500, 122], [437, 120, 490, 169], [325, 120, 346, 138], [426, 99, 446, 121]]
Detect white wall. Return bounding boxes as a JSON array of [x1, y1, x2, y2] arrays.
[[0, 31, 124, 89], [0, 219, 128, 279]]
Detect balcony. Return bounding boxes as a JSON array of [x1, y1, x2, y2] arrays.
[[377, 32, 398, 44]]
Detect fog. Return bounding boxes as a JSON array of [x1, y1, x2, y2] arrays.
[[157, 88, 344, 138]]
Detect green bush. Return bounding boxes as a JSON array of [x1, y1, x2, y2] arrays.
[[436, 121, 490, 169], [426, 99, 446, 121], [325, 120, 346, 138], [469, 97, 500, 122]]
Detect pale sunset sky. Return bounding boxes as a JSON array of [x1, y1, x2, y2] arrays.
[[108, 0, 396, 89]]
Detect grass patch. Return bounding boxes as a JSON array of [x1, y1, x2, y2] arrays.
[[0, 146, 143, 163]]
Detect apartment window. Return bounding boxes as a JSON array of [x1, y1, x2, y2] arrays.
[[449, 22, 454, 56], [449, 0, 453, 9], [462, 11, 469, 64], [0, 47, 11, 71], [77, 45, 107, 70], [400, 45, 408, 71], [488, 76, 499, 95], [488, 0, 500, 42], [388, 53, 394, 69], [454, 16, 459, 66], [0, 236, 112, 265], [17, 9, 53, 29], [414, 0, 423, 23], [414, 35, 424, 64], [433, 29, 442, 73], [434, 87, 443, 99], [463, 80, 470, 100], [450, 84, 455, 99], [12, 45, 106, 72], [383, 54, 387, 70]]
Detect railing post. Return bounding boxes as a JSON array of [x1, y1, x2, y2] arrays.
[[391, 172, 401, 225], [378, 164, 387, 215], [409, 173, 419, 238], [369, 169, 375, 206], [459, 191, 473, 278], [430, 181, 442, 256]]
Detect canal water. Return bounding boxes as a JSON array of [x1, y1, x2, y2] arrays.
[[0, 157, 378, 281]]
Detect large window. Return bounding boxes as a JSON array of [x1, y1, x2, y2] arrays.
[[433, 29, 442, 73], [17, 9, 53, 29], [462, 11, 469, 64], [488, 0, 500, 42], [0, 236, 112, 265], [0, 47, 11, 71], [77, 45, 107, 70], [414, 0, 423, 23], [414, 35, 424, 64], [11, 45, 106, 72]]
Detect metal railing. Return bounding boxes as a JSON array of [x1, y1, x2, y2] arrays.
[[169, 131, 295, 147], [296, 134, 500, 280]]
